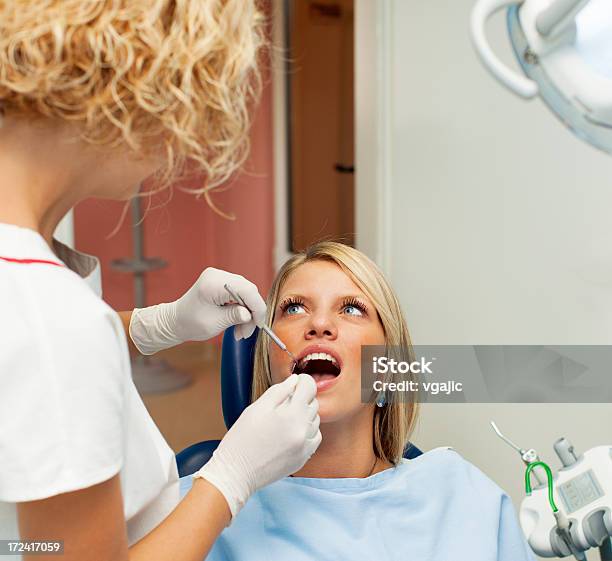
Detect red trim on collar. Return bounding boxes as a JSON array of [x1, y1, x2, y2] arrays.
[[0, 256, 65, 267]]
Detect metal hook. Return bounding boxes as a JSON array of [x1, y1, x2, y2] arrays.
[[490, 421, 524, 454]]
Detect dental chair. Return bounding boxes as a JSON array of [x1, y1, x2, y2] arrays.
[[175, 326, 423, 477]]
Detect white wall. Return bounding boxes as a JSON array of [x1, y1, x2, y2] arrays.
[[356, 2, 611, 559]]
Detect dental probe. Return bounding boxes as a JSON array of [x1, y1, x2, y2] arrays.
[[223, 284, 298, 370], [490, 421, 547, 485]]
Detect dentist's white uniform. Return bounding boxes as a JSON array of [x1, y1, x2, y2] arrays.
[[0, 223, 179, 554]]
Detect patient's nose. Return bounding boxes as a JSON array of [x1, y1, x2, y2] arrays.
[[305, 312, 337, 340]]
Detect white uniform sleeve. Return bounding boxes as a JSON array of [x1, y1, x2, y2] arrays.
[[0, 287, 127, 502]]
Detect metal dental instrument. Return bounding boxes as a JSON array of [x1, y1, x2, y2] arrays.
[[224, 283, 298, 370], [490, 421, 547, 485]]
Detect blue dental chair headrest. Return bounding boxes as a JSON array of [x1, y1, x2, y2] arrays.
[[220, 325, 258, 430], [175, 326, 422, 476]]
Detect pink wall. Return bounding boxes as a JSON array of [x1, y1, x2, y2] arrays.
[[74, 71, 275, 314]]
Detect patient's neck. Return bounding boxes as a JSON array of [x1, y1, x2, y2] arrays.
[[291, 408, 392, 479]]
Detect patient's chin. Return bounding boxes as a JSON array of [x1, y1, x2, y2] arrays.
[[318, 408, 342, 424], [316, 393, 365, 425]]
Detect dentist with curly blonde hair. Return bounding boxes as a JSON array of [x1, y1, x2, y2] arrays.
[[0, 2, 321, 560]]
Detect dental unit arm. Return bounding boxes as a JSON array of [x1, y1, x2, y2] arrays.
[[491, 422, 612, 560], [470, 0, 612, 155]]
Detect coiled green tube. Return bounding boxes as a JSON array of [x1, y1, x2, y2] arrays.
[[525, 461, 558, 513]]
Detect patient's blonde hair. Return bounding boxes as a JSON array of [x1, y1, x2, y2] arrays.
[[252, 241, 419, 464], [0, 0, 265, 194]]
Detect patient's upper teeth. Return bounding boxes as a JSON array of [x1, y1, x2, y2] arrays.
[[301, 352, 337, 364]]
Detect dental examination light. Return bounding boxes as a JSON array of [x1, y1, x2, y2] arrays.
[[491, 421, 612, 560], [471, 0, 612, 155]]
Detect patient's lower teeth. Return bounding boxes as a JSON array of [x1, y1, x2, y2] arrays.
[[311, 373, 336, 382]]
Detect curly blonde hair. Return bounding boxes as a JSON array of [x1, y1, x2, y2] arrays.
[[0, 0, 265, 194]]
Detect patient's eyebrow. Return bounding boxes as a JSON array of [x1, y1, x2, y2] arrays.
[[339, 294, 369, 301]]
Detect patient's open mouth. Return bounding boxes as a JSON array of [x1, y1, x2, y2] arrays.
[[293, 349, 342, 391]]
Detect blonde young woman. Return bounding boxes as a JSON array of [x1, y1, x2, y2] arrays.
[[0, 2, 322, 561], [181, 242, 535, 561]]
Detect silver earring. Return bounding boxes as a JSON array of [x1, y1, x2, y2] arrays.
[[376, 391, 386, 407]]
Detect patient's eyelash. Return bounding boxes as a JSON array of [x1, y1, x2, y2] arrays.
[[279, 296, 305, 313], [342, 297, 368, 315]]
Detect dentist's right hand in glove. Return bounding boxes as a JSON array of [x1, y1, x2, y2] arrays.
[[192, 374, 321, 521]]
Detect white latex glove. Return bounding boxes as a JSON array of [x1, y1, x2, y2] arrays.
[[129, 267, 266, 355], [193, 374, 321, 521]]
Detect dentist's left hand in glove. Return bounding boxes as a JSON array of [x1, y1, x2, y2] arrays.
[[125, 267, 266, 355]]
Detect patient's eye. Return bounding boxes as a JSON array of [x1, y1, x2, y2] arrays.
[[342, 297, 368, 317], [286, 303, 305, 315], [280, 297, 306, 315]]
